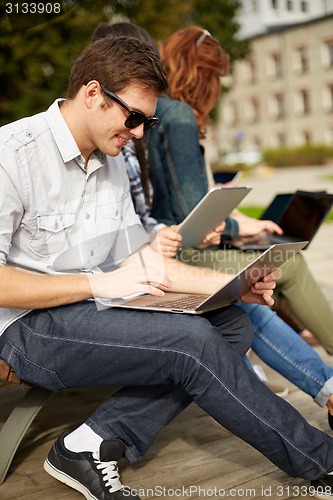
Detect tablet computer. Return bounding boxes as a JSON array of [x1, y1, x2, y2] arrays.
[[176, 186, 251, 248]]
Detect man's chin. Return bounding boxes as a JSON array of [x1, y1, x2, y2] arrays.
[[104, 145, 123, 157]]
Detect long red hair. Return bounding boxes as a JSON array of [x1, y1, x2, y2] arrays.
[[161, 26, 230, 138]]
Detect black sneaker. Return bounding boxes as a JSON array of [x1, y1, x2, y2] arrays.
[[44, 432, 140, 499], [310, 474, 333, 499]]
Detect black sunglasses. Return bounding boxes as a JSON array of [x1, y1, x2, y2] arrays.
[[100, 84, 159, 131]]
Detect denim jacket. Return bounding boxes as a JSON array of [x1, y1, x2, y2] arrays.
[[148, 97, 208, 225], [148, 96, 238, 238]]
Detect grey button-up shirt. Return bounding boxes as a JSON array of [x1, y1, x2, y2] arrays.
[[0, 99, 148, 334]]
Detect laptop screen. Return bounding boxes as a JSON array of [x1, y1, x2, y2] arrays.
[[260, 193, 293, 222], [278, 192, 333, 240]]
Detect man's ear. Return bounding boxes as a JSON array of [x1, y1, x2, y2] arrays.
[[84, 80, 100, 108]]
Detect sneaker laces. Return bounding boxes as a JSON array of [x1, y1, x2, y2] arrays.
[[92, 452, 125, 493]]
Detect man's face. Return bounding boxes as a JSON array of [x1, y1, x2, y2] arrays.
[[89, 83, 158, 157]]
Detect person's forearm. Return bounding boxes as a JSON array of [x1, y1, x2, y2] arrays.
[[0, 266, 92, 309], [162, 257, 230, 294], [129, 245, 230, 295]]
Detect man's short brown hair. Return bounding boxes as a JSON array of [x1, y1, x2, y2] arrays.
[[67, 36, 167, 99]]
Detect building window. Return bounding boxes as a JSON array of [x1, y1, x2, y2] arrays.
[[286, 0, 293, 11], [224, 101, 238, 127], [244, 97, 259, 123], [249, 59, 257, 84], [321, 40, 333, 69], [326, 41, 333, 67], [301, 89, 310, 114], [268, 93, 284, 120], [295, 89, 311, 115], [300, 1, 308, 12], [266, 52, 283, 79], [243, 58, 257, 84], [302, 130, 312, 144], [271, 0, 278, 8], [273, 53, 282, 78], [277, 132, 286, 146], [293, 46, 309, 74], [322, 84, 333, 113], [276, 93, 284, 119]]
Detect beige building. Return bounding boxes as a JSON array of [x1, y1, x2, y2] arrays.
[[216, 13, 333, 160]]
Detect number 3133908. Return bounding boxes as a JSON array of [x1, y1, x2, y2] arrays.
[[5, 3, 62, 14]]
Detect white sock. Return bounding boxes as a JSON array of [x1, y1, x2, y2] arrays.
[[64, 423, 103, 453]]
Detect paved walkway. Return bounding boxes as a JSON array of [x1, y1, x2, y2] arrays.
[[240, 163, 333, 205]]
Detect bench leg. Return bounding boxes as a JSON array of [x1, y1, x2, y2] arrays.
[[0, 386, 52, 484]]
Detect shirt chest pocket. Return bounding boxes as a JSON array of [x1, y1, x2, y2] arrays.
[[99, 202, 123, 233], [100, 202, 121, 220], [29, 212, 75, 257]]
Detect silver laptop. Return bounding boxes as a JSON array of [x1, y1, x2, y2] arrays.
[[105, 241, 307, 314], [176, 186, 251, 248]]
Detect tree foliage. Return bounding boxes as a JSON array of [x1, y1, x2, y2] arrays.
[[0, 0, 247, 125]]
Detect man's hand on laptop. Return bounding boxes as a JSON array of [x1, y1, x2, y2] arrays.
[[240, 268, 282, 306], [89, 265, 172, 299]]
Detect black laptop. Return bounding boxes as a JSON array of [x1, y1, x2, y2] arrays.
[[223, 190, 333, 251]]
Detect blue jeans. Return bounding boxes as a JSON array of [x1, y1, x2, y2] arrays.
[[238, 303, 333, 407], [1, 302, 333, 479]]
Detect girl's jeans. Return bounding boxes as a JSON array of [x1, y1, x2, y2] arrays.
[[239, 302, 333, 407]]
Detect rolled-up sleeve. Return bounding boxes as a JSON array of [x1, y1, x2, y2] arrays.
[[0, 164, 24, 266]]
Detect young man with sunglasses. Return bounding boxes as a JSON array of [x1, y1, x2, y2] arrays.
[[1, 37, 333, 500]]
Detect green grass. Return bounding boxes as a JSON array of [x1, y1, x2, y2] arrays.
[[319, 174, 333, 182], [238, 205, 264, 219], [239, 205, 333, 222]]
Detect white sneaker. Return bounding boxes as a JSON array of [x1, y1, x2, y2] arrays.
[[252, 364, 289, 398]]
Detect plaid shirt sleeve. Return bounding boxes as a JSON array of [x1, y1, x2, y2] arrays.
[[122, 142, 163, 233]]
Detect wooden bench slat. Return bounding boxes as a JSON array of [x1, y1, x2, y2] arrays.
[[0, 359, 31, 386]]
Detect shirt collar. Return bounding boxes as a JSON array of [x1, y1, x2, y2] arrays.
[[45, 99, 85, 163], [45, 99, 107, 169]]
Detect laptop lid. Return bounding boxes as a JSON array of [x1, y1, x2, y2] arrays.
[[105, 241, 307, 314], [176, 186, 251, 248], [275, 191, 333, 243], [260, 193, 294, 222], [193, 240, 307, 312], [224, 190, 333, 251]]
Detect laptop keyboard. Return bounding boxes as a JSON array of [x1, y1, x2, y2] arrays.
[[240, 232, 300, 248], [146, 294, 209, 310]]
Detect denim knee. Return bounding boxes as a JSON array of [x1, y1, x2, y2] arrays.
[[224, 305, 255, 355], [204, 305, 254, 356], [238, 306, 255, 353]]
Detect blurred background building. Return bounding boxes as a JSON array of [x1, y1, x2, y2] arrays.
[[216, 0, 333, 165]]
